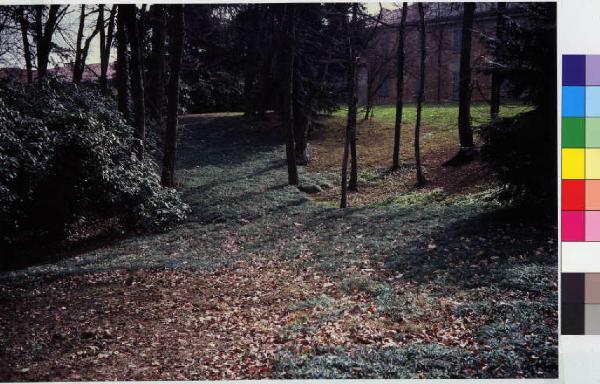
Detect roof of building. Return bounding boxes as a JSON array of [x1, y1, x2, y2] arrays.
[[0, 62, 116, 83], [377, 2, 529, 27]]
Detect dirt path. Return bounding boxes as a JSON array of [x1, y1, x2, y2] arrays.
[[0, 113, 557, 380]]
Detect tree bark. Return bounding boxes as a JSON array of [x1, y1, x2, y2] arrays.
[[99, 5, 116, 92], [293, 98, 310, 165], [490, 2, 506, 119], [34, 5, 60, 81], [16, 7, 33, 83], [392, 2, 407, 170], [457, 2, 475, 150], [116, 5, 129, 118], [148, 4, 166, 128], [161, 5, 185, 188], [123, 4, 146, 160], [73, 6, 101, 84], [415, 3, 426, 186], [242, 5, 260, 117], [341, 4, 358, 208], [283, 6, 299, 186], [435, 4, 444, 103], [347, 4, 359, 192], [73, 5, 86, 82], [116, 5, 129, 119]]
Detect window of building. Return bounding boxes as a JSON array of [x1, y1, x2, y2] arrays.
[[451, 71, 459, 101], [378, 78, 389, 98], [452, 29, 462, 53]]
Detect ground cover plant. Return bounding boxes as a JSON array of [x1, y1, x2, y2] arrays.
[[0, 111, 557, 380]]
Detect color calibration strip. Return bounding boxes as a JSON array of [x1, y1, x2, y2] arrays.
[[562, 273, 600, 335], [562, 55, 600, 334], [561, 55, 600, 271], [562, 55, 600, 243]]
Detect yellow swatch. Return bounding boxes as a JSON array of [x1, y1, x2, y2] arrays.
[[563, 148, 585, 179], [586, 148, 600, 179]]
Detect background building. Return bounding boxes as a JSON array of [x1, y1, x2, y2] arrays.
[[358, 2, 529, 105]]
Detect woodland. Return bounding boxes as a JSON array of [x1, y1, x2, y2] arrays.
[[0, 2, 557, 380]]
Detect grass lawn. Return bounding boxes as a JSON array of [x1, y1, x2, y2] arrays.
[[309, 102, 531, 206], [0, 111, 556, 380], [333, 102, 532, 128]]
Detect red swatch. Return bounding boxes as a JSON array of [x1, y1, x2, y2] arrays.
[[563, 180, 586, 210]]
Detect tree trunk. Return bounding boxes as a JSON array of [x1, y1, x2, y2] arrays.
[[284, 5, 299, 186], [73, 6, 102, 84], [363, 84, 372, 121], [98, 5, 106, 86], [457, 2, 475, 150], [99, 5, 116, 92], [161, 5, 185, 188], [148, 4, 166, 129], [347, 4, 359, 192], [392, 2, 407, 170], [293, 98, 310, 165], [123, 4, 146, 160], [348, 125, 358, 191], [243, 6, 258, 117], [73, 5, 86, 83], [34, 5, 60, 81], [16, 7, 33, 83], [341, 4, 358, 208], [116, 5, 129, 118], [435, 5, 444, 103], [490, 2, 506, 119], [415, 3, 426, 186]]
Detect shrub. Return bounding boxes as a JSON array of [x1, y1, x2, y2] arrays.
[[0, 79, 188, 251], [479, 110, 556, 208], [180, 70, 244, 113]]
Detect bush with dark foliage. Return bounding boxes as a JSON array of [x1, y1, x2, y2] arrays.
[[480, 111, 556, 207], [479, 3, 556, 208], [0, 79, 188, 254]]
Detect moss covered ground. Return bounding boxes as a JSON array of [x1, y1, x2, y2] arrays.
[[0, 111, 557, 380]]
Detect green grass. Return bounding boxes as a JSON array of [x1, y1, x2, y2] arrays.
[[334, 102, 532, 130]]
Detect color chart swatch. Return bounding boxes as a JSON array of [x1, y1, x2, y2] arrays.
[[562, 55, 600, 242], [562, 273, 600, 335]]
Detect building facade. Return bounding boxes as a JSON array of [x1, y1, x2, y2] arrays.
[[358, 2, 529, 105]]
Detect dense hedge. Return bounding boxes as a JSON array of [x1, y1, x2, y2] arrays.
[[0, 79, 188, 251], [480, 109, 557, 208], [180, 71, 244, 114]]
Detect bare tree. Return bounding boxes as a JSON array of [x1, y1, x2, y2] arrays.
[[34, 5, 66, 81], [148, 4, 166, 128], [490, 2, 506, 119], [15, 6, 33, 83], [392, 2, 407, 170], [72, 5, 101, 84], [99, 5, 117, 92], [414, 3, 426, 186], [162, 5, 185, 188], [116, 5, 129, 119], [348, 5, 360, 192], [447, 2, 476, 165], [341, 4, 358, 208], [122, 4, 146, 160], [362, 42, 395, 121], [283, 5, 299, 186]]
